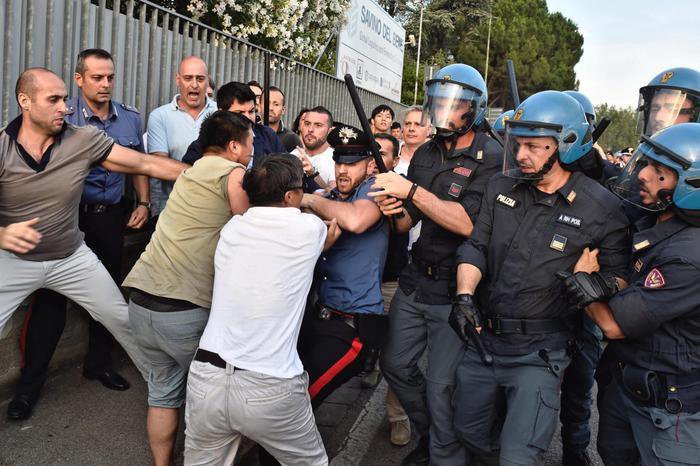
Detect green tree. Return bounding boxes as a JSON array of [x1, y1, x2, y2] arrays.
[[458, 0, 583, 107], [595, 104, 640, 153], [397, 0, 582, 106]]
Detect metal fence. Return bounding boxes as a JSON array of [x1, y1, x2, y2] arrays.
[[0, 0, 408, 129]]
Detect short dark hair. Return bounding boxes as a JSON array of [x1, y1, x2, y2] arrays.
[[307, 105, 334, 127], [208, 76, 216, 92], [391, 121, 401, 130], [371, 104, 395, 120], [198, 110, 252, 152], [242, 154, 304, 207], [375, 133, 400, 159], [267, 85, 285, 105], [216, 82, 256, 111], [292, 107, 310, 134], [75, 48, 113, 75], [247, 80, 262, 90]]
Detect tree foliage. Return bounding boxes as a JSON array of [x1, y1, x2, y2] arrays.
[[595, 104, 640, 153], [399, 0, 583, 106]]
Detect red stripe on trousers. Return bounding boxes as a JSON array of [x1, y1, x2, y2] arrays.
[[309, 337, 363, 399], [19, 294, 37, 368]]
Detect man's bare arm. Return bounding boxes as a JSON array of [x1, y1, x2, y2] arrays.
[[585, 302, 625, 339], [369, 172, 473, 236], [101, 144, 186, 180], [456, 263, 483, 295], [226, 168, 250, 215], [302, 195, 381, 234]]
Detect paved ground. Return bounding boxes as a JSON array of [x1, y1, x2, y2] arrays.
[[1, 355, 602, 465], [0, 355, 373, 466]]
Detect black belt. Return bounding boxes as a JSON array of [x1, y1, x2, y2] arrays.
[[80, 202, 121, 214], [316, 303, 355, 323], [411, 255, 455, 281], [485, 317, 568, 335], [194, 348, 246, 370], [615, 363, 700, 413]]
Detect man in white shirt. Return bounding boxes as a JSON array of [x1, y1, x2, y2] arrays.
[[395, 107, 431, 176], [292, 106, 336, 191], [183, 155, 340, 466]]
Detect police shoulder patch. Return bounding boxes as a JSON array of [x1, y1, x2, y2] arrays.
[[120, 102, 140, 113], [496, 193, 518, 208], [644, 268, 665, 288]]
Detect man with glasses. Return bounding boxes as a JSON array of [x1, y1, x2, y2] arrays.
[[184, 154, 340, 465]]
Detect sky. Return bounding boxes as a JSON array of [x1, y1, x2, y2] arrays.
[[546, 0, 700, 108]]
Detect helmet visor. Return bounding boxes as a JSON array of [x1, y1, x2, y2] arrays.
[[638, 88, 696, 136], [421, 82, 477, 132], [610, 148, 674, 211], [502, 126, 559, 180]]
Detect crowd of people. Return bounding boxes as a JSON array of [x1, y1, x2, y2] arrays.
[[0, 46, 699, 466]]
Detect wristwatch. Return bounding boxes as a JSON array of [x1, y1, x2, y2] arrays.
[[137, 201, 151, 209]]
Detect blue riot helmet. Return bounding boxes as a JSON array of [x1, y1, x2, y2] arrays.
[[611, 123, 700, 225], [492, 109, 515, 136], [563, 90, 597, 126], [637, 67, 700, 137], [422, 64, 488, 135], [503, 91, 592, 180]]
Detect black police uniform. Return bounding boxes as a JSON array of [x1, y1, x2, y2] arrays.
[[597, 215, 700, 465], [453, 171, 630, 465], [379, 132, 502, 465]]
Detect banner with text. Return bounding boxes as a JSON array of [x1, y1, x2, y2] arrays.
[[336, 0, 406, 103]]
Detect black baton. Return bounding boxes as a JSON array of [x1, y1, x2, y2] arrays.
[[466, 324, 494, 366]]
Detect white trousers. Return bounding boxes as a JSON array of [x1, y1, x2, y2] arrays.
[[184, 361, 327, 466], [0, 243, 148, 379]]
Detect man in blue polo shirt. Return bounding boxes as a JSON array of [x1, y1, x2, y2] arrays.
[[298, 124, 390, 406], [7, 49, 150, 421], [147, 56, 217, 216]]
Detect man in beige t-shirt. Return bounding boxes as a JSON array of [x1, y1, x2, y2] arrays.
[[0, 69, 186, 395], [122, 111, 253, 466]]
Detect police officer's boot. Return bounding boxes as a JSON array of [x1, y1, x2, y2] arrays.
[[360, 347, 382, 388], [562, 446, 592, 466], [401, 435, 429, 466]]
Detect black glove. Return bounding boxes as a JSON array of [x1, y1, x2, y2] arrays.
[[556, 271, 619, 309], [449, 294, 483, 343]]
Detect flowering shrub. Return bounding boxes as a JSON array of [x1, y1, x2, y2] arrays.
[[187, 0, 351, 62]]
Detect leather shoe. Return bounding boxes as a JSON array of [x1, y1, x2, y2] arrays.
[[83, 368, 130, 391], [7, 393, 37, 421], [390, 418, 411, 446], [401, 436, 429, 465], [563, 448, 592, 466]]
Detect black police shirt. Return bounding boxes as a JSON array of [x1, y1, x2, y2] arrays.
[[399, 131, 503, 305], [608, 215, 700, 374], [457, 171, 631, 355]]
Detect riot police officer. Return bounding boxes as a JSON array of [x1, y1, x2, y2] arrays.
[[559, 122, 700, 465], [559, 89, 613, 465], [451, 91, 630, 465], [492, 109, 514, 137], [370, 63, 502, 465], [637, 67, 700, 137]]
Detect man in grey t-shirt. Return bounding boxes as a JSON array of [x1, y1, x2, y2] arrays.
[[0, 68, 186, 407]]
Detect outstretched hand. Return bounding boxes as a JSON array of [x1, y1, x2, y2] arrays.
[[0, 217, 42, 254]]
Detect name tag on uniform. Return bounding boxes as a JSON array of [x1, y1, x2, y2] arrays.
[[496, 193, 518, 208], [556, 213, 582, 228], [550, 234, 567, 252], [453, 167, 472, 177], [448, 183, 463, 198]]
